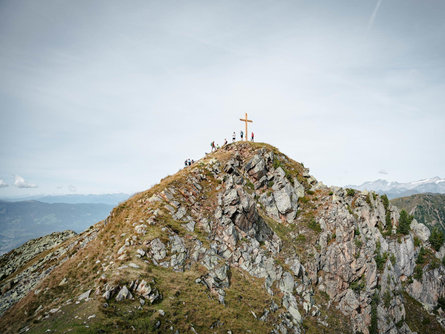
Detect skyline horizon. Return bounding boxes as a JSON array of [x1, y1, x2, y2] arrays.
[[1, 140, 443, 199]]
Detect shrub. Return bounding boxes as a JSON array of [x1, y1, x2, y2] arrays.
[[296, 234, 307, 243], [383, 290, 392, 308], [369, 292, 379, 334], [267, 180, 274, 188], [299, 196, 310, 204], [384, 211, 392, 236], [273, 158, 281, 169], [413, 236, 421, 247], [438, 297, 445, 310], [346, 188, 355, 196], [354, 228, 360, 236], [397, 209, 413, 235], [374, 242, 388, 271], [390, 253, 396, 266], [246, 180, 254, 190], [355, 238, 363, 248], [413, 265, 423, 280], [375, 240, 381, 252], [442, 256, 445, 266], [350, 278, 365, 293], [381, 194, 389, 211], [365, 194, 372, 207], [306, 190, 315, 195], [430, 257, 441, 270], [308, 219, 322, 233], [429, 226, 445, 251], [416, 247, 426, 265], [328, 191, 333, 196]]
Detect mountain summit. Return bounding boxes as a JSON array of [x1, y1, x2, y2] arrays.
[[0, 142, 444, 333]]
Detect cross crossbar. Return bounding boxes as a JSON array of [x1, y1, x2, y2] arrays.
[[239, 113, 252, 141]]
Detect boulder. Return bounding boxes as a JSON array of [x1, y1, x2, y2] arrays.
[[115, 285, 133, 301], [78, 289, 92, 301], [246, 155, 267, 180], [410, 219, 431, 242], [279, 272, 294, 294], [150, 238, 167, 261]]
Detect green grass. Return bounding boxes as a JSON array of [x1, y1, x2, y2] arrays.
[[403, 292, 445, 333]]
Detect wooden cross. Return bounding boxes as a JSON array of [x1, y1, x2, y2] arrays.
[[239, 113, 252, 141]]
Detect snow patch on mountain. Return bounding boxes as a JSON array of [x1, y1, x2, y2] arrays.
[[348, 177, 445, 198]]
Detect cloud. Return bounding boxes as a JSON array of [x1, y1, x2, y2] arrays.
[[378, 169, 388, 175], [68, 185, 77, 193], [368, 0, 384, 31], [0, 179, 8, 188], [14, 175, 38, 188]]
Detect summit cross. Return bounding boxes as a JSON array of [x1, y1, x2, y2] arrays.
[[239, 113, 252, 141]]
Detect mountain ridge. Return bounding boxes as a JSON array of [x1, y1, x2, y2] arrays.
[[348, 177, 445, 199], [0, 200, 114, 255], [0, 193, 130, 205], [0, 142, 444, 333]]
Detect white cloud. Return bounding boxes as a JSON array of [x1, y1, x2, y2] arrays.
[[68, 185, 77, 193], [378, 169, 388, 175], [14, 175, 38, 188], [0, 179, 8, 188]]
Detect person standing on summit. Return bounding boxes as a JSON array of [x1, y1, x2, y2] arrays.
[[232, 132, 236, 142], [240, 130, 244, 140], [251, 132, 254, 142]]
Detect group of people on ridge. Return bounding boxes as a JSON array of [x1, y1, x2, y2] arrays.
[[211, 130, 255, 152], [184, 158, 194, 167], [185, 130, 256, 169], [234, 130, 254, 142]]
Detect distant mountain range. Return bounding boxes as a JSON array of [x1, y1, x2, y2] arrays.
[[0, 193, 131, 255], [348, 176, 445, 199], [0, 193, 130, 205], [0, 200, 117, 255]]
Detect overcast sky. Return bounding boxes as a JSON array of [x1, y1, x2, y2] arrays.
[[1, 0, 444, 197]]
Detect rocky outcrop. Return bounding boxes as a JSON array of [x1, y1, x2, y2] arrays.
[[0, 228, 95, 316], [1, 142, 444, 334], [0, 231, 77, 281]]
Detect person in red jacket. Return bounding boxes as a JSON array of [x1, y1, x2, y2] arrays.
[[251, 132, 254, 142]]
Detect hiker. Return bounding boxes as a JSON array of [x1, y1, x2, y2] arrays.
[[240, 130, 244, 140], [223, 138, 228, 146], [232, 132, 236, 142], [211, 141, 216, 152], [191, 159, 195, 164], [251, 132, 254, 141], [216, 144, 220, 149], [184, 159, 188, 167]]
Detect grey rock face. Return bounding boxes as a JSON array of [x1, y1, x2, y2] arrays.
[[78, 289, 92, 301], [279, 272, 295, 294], [410, 219, 431, 242], [407, 266, 445, 309], [246, 154, 267, 181], [115, 285, 133, 301], [149, 238, 167, 261]]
